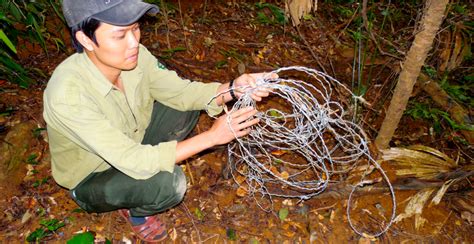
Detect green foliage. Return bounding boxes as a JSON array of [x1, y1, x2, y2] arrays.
[[1, 0, 65, 54], [334, 6, 354, 18], [324, 0, 356, 4], [226, 228, 237, 241], [347, 29, 366, 42], [215, 60, 227, 69], [32, 176, 50, 187], [72, 208, 85, 213], [250, 238, 260, 244], [406, 102, 473, 134], [254, 3, 287, 25], [423, 65, 438, 78], [26, 154, 39, 165], [268, 109, 284, 120], [159, 46, 186, 59], [353, 84, 368, 97], [67, 232, 95, 244], [219, 48, 245, 63], [303, 14, 314, 21], [32, 127, 46, 138], [0, 50, 33, 88], [0, 29, 16, 53], [36, 208, 46, 217], [422, 66, 473, 113], [451, 3, 468, 15], [440, 76, 473, 107], [0, 106, 14, 116], [144, 0, 177, 17], [0, 0, 65, 87], [26, 218, 65, 242], [143, 0, 162, 5], [194, 207, 204, 221], [278, 207, 289, 221]]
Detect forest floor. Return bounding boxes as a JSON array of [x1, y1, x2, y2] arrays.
[[0, 1, 473, 243]]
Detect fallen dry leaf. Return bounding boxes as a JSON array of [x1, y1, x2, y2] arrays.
[[236, 185, 248, 197]]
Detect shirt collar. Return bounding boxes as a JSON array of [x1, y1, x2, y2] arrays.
[[79, 52, 114, 97], [78, 49, 144, 98]]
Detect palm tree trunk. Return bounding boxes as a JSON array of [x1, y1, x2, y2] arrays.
[[375, 0, 449, 149]]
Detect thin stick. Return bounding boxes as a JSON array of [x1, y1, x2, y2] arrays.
[[185, 160, 195, 185], [177, 0, 190, 52], [180, 203, 202, 243], [295, 25, 327, 74], [159, 1, 171, 49]]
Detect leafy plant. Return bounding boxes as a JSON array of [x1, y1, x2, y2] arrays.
[[278, 208, 289, 221], [32, 127, 46, 138], [0, 29, 16, 53], [194, 207, 204, 221], [250, 238, 260, 244], [26, 153, 39, 165], [159, 46, 186, 59], [215, 60, 227, 69], [144, 0, 176, 14], [451, 3, 468, 15], [36, 208, 46, 217], [71, 208, 85, 213], [423, 65, 438, 79], [324, 0, 356, 4], [406, 102, 473, 134], [219, 48, 245, 63], [254, 3, 287, 25], [0, 0, 66, 87], [334, 6, 354, 18], [0, 49, 33, 88], [26, 218, 66, 242], [67, 232, 104, 244], [0, 106, 15, 116], [226, 228, 237, 241], [32, 176, 50, 187], [439, 76, 473, 107]]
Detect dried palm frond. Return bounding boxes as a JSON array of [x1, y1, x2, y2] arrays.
[[285, 0, 318, 26], [394, 188, 434, 230], [438, 22, 473, 72], [451, 192, 474, 225], [380, 145, 457, 180]]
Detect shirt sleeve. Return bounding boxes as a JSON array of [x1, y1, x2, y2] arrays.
[[45, 84, 176, 179], [140, 46, 223, 116]]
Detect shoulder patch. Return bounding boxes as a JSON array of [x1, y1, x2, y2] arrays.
[[157, 60, 167, 70]]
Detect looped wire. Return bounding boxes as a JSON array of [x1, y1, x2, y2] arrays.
[[206, 66, 396, 237]]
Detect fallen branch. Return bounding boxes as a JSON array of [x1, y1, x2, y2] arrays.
[[417, 73, 474, 144], [312, 170, 473, 200]]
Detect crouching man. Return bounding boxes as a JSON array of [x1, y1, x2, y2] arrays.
[[43, 0, 271, 242]]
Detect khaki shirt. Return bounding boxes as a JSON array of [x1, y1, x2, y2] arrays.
[[43, 45, 222, 189]]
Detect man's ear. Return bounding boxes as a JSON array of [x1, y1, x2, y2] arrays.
[[75, 31, 94, 51]]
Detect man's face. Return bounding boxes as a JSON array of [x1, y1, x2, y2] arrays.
[[88, 22, 141, 72]]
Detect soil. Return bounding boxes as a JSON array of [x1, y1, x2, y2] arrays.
[[0, 1, 472, 243]]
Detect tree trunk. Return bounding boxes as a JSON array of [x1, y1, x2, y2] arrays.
[[375, 0, 449, 149]]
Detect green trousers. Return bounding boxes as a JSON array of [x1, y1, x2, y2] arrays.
[[70, 102, 199, 217]]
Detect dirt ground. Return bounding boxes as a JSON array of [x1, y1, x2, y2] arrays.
[[0, 1, 473, 243]]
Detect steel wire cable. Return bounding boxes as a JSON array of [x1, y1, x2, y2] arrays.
[[207, 66, 396, 237]]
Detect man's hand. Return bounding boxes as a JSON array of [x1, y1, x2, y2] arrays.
[[232, 73, 276, 101], [216, 72, 278, 105], [175, 107, 258, 163], [208, 107, 259, 146]]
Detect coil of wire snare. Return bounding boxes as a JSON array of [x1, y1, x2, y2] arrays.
[[207, 66, 395, 237]]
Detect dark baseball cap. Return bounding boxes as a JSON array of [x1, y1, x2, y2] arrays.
[[62, 0, 159, 27]]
